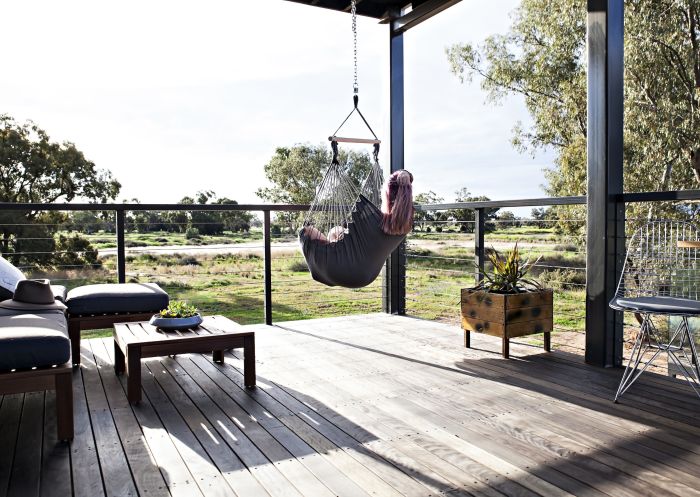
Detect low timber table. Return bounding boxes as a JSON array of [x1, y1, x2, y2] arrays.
[[113, 315, 255, 403]]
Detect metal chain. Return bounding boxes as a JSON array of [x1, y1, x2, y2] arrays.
[[351, 0, 358, 95]]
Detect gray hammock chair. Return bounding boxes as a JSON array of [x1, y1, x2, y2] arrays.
[[298, 0, 405, 288], [299, 139, 405, 288]]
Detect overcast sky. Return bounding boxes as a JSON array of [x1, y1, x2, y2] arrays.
[[1, 0, 553, 205]]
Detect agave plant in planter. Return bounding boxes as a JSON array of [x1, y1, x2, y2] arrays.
[[150, 301, 203, 331], [461, 243, 553, 358]]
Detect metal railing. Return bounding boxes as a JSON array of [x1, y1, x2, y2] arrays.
[[1, 189, 699, 347]]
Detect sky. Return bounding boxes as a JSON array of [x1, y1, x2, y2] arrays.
[[1, 0, 554, 206]]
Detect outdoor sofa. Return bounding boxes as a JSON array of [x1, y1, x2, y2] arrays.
[[0, 257, 169, 441], [0, 281, 73, 440]]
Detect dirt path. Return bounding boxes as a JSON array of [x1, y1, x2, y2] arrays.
[[98, 237, 559, 259]]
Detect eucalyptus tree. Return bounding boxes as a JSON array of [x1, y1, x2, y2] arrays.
[[0, 115, 120, 267], [447, 0, 700, 229]]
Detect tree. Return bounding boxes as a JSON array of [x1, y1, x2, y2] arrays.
[[182, 191, 224, 236], [531, 207, 550, 229], [413, 191, 445, 231], [257, 144, 375, 229], [213, 197, 253, 233], [448, 187, 498, 233], [0, 115, 120, 268], [176, 191, 252, 236], [446, 0, 700, 229], [496, 210, 521, 229]]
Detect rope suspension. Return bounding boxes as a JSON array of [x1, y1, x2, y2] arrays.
[[303, 0, 384, 240]]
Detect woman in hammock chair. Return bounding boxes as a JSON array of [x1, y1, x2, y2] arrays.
[[304, 169, 414, 244]]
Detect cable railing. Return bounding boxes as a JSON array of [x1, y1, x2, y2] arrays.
[[0, 191, 699, 370]]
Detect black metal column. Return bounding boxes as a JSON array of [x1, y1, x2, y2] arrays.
[[585, 0, 624, 367], [116, 209, 126, 284], [263, 210, 273, 325], [384, 26, 406, 315], [474, 208, 485, 284]]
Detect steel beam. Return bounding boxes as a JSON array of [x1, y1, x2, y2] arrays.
[[383, 29, 406, 315], [388, 0, 462, 33], [585, 0, 624, 367]]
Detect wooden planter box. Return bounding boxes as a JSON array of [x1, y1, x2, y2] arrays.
[[460, 288, 553, 358]]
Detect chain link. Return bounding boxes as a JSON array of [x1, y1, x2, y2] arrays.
[[351, 0, 358, 95]]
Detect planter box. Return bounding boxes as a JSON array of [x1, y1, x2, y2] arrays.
[[460, 288, 553, 358]]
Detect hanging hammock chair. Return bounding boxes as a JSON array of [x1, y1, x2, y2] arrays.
[[299, 141, 405, 288], [298, 0, 406, 288]]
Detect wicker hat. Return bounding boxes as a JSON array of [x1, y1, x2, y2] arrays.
[[0, 279, 66, 311]]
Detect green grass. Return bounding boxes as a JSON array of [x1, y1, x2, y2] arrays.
[[63, 229, 300, 249], [41, 226, 590, 345]]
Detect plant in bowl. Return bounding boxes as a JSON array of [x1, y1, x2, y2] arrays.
[[461, 243, 553, 358], [149, 301, 203, 331]]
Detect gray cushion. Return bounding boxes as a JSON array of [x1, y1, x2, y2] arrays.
[[66, 283, 169, 315], [52, 285, 68, 303], [0, 311, 70, 370], [0, 287, 12, 301], [612, 296, 700, 315]]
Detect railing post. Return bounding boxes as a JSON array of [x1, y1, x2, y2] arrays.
[[116, 208, 126, 284], [263, 210, 272, 325], [474, 208, 485, 283]]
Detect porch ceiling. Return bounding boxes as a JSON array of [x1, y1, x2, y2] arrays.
[[284, 0, 448, 21]]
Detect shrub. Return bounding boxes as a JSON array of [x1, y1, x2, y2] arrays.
[[288, 260, 309, 272], [552, 243, 579, 252], [538, 269, 586, 290], [185, 227, 200, 240], [179, 256, 200, 266]]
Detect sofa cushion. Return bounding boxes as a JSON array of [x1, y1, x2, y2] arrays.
[[51, 285, 68, 303], [0, 256, 25, 295], [66, 283, 169, 315], [0, 311, 70, 370]]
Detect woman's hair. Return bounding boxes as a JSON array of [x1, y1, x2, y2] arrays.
[[381, 169, 414, 236]]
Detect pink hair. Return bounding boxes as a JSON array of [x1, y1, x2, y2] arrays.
[[380, 170, 414, 236]]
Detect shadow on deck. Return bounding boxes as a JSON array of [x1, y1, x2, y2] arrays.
[[2, 313, 700, 497]]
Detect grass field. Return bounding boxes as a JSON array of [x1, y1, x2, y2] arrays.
[[31, 226, 597, 353]]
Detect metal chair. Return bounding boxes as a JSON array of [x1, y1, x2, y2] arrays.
[[610, 220, 700, 402]]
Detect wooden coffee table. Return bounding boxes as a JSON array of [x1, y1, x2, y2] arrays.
[[113, 315, 255, 403]]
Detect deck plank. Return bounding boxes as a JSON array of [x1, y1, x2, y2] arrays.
[[6, 315, 700, 497], [8, 392, 44, 497], [91, 338, 200, 497], [0, 394, 23, 497], [39, 391, 71, 497], [80, 341, 140, 497]]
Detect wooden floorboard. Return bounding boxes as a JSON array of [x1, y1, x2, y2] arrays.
[[6, 314, 700, 496]]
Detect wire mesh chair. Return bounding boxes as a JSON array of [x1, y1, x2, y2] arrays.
[[610, 220, 700, 402]]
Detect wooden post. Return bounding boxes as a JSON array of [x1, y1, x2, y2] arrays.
[[55, 371, 74, 441]]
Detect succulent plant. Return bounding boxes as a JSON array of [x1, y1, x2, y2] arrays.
[[473, 243, 542, 294], [159, 301, 198, 319]]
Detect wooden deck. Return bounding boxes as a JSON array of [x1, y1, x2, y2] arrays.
[[3, 313, 700, 497]]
